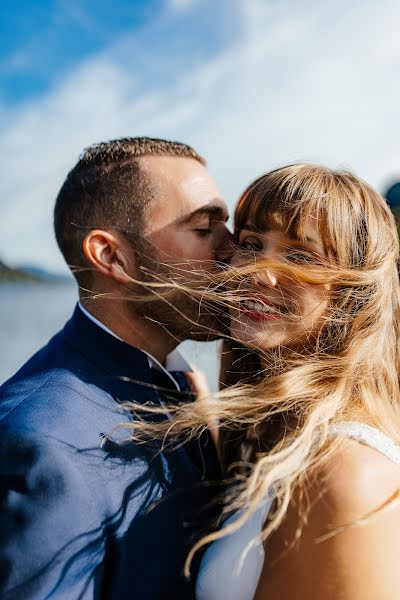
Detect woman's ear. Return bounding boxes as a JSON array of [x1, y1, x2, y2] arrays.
[[83, 229, 134, 284]]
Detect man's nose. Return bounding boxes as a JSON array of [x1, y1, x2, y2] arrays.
[[215, 225, 235, 264]]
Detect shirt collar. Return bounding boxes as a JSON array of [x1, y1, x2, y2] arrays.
[[77, 302, 191, 390]]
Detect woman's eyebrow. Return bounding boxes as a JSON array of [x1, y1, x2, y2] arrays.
[[240, 223, 264, 233], [241, 223, 318, 245]]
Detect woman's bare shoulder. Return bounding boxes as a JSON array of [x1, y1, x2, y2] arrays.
[[317, 437, 400, 521], [256, 438, 400, 600]]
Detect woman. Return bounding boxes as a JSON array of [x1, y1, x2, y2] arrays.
[[130, 164, 400, 599]]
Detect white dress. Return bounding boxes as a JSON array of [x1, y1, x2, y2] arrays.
[[196, 422, 400, 600]]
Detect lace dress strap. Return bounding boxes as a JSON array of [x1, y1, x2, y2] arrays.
[[330, 421, 400, 465]]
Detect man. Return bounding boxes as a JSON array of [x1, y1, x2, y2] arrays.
[[0, 137, 232, 599]]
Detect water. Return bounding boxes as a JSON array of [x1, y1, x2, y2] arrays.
[[0, 282, 220, 389]]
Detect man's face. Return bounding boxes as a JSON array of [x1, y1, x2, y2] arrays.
[[132, 156, 233, 341], [142, 156, 231, 268]]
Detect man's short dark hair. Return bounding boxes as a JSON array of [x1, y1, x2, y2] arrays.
[[54, 137, 205, 287]]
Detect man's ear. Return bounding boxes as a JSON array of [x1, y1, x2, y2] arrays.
[[83, 230, 134, 284]]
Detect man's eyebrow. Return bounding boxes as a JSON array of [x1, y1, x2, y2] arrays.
[[178, 204, 229, 225], [241, 224, 319, 245]]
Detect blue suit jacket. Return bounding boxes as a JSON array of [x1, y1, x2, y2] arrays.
[[0, 305, 220, 599]]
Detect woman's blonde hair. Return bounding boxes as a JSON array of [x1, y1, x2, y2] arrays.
[[123, 163, 400, 573]]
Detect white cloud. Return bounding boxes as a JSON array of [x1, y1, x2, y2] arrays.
[[1, 0, 400, 270], [168, 0, 199, 12]]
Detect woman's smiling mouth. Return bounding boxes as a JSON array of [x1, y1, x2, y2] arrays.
[[238, 297, 286, 321]]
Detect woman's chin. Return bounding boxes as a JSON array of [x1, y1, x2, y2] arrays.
[[229, 322, 285, 352]]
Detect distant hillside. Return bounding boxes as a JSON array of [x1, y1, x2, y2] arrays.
[[390, 206, 400, 232], [0, 260, 38, 282], [385, 182, 400, 208], [0, 260, 71, 283], [17, 265, 72, 283]]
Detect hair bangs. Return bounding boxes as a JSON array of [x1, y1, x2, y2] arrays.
[[234, 167, 329, 246]]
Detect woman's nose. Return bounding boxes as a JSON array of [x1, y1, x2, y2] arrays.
[[254, 268, 278, 288]]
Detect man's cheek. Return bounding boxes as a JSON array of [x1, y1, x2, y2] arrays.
[[180, 233, 212, 259]]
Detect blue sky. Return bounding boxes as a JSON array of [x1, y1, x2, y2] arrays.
[[1, 0, 160, 104], [1, 0, 400, 271], [1, 0, 234, 106]]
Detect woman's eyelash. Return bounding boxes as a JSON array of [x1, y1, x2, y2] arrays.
[[194, 228, 212, 236], [237, 240, 262, 251], [287, 250, 321, 263], [236, 243, 321, 262]]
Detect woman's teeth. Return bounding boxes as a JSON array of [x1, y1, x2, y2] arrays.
[[242, 300, 281, 314]]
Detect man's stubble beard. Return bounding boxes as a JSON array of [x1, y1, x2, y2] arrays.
[[129, 244, 228, 342]]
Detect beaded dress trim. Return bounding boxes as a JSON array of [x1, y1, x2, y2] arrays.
[[330, 421, 400, 465]]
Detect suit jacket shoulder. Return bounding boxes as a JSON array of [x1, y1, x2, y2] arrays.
[[0, 306, 209, 599]]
